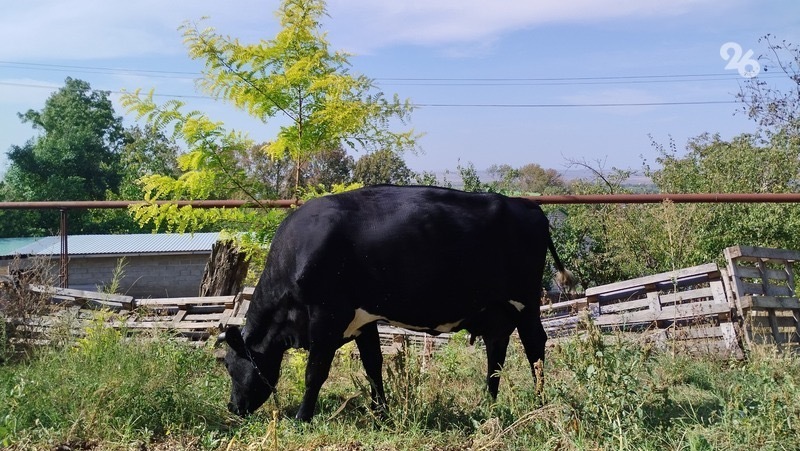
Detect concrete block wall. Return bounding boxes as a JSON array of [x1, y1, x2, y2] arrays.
[[68, 254, 209, 298]]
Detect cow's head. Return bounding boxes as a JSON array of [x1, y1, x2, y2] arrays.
[[220, 326, 284, 416]]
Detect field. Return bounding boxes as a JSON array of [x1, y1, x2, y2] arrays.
[[1, 318, 799, 450]]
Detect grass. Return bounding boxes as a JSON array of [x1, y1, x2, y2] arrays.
[[1, 320, 799, 450]]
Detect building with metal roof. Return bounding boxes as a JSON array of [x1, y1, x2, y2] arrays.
[[1, 233, 221, 298], [7, 233, 220, 258]]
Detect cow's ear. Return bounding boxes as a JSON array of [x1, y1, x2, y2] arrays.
[[225, 326, 247, 356]]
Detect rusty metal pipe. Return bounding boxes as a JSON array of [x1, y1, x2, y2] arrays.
[[4, 193, 800, 210], [531, 193, 800, 204], [0, 199, 299, 210]]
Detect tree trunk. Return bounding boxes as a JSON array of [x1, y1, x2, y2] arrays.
[[199, 240, 249, 296]]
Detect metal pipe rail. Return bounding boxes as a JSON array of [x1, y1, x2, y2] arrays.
[[4, 192, 800, 210], [4, 192, 800, 288]]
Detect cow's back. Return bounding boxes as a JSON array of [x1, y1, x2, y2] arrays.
[[262, 185, 550, 331]]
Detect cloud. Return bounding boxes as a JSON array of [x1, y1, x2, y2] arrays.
[[325, 0, 727, 53], [1, 0, 730, 61]]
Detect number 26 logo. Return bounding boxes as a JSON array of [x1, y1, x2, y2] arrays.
[[720, 42, 760, 78]]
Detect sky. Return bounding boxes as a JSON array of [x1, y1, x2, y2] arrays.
[[0, 0, 798, 178]]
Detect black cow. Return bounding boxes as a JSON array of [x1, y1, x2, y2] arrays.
[[220, 185, 574, 421]]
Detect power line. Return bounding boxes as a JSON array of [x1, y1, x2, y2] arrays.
[[415, 100, 737, 108], [0, 60, 783, 87], [0, 81, 738, 108]]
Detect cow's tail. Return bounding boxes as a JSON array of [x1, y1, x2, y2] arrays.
[[547, 234, 577, 290]]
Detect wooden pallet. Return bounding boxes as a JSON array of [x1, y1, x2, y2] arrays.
[[540, 297, 587, 338], [584, 263, 741, 358], [724, 246, 800, 353]]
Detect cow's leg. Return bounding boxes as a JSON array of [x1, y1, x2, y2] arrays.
[[295, 309, 351, 421], [295, 341, 338, 421], [516, 306, 547, 387], [355, 322, 387, 412], [484, 334, 510, 400]]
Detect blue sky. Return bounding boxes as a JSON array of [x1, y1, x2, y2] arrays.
[[0, 0, 797, 178]]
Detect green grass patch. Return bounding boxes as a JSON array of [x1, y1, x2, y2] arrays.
[[1, 321, 799, 450]]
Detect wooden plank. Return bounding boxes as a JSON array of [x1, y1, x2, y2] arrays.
[[732, 265, 763, 279], [27, 284, 134, 309], [658, 287, 714, 306], [111, 320, 219, 330], [765, 285, 793, 297], [665, 325, 724, 340], [241, 286, 255, 299], [740, 282, 765, 296], [594, 301, 731, 327], [739, 296, 800, 310], [540, 297, 586, 314], [647, 292, 661, 312], [184, 312, 224, 321], [172, 310, 187, 327], [725, 245, 800, 262], [599, 297, 651, 314], [762, 267, 791, 282], [585, 263, 719, 298], [135, 296, 235, 308], [218, 308, 233, 329]]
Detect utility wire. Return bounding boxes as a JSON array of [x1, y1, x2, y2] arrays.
[[0, 60, 784, 86], [0, 81, 738, 108]]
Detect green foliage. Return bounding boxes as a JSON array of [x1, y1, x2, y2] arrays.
[[120, 0, 418, 252], [178, 0, 418, 195], [2, 323, 800, 449], [0, 318, 229, 448], [488, 163, 567, 195], [352, 149, 412, 185], [1, 78, 125, 236], [647, 131, 800, 264]]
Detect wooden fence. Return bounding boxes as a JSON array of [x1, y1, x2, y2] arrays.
[[4, 245, 800, 357]]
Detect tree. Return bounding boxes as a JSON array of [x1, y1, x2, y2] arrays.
[[179, 0, 416, 195], [487, 163, 566, 194], [305, 146, 355, 190], [517, 163, 565, 194], [1, 77, 125, 235], [647, 132, 800, 263], [117, 126, 182, 200], [352, 149, 411, 185], [737, 35, 800, 135], [121, 0, 416, 247]]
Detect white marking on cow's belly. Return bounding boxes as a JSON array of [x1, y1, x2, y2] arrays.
[[343, 308, 464, 338], [343, 308, 385, 338], [508, 300, 526, 312], [386, 319, 463, 334]]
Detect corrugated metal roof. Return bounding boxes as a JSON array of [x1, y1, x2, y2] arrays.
[[5, 233, 220, 257], [0, 237, 43, 256]]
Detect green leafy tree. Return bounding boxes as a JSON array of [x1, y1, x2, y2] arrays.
[[179, 0, 416, 195], [117, 126, 183, 200], [647, 132, 800, 263], [518, 163, 566, 194], [487, 163, 566, 194], [352, 149, 411, 185], [121, 0, 416, 249], [1, 77, 125, 236]]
